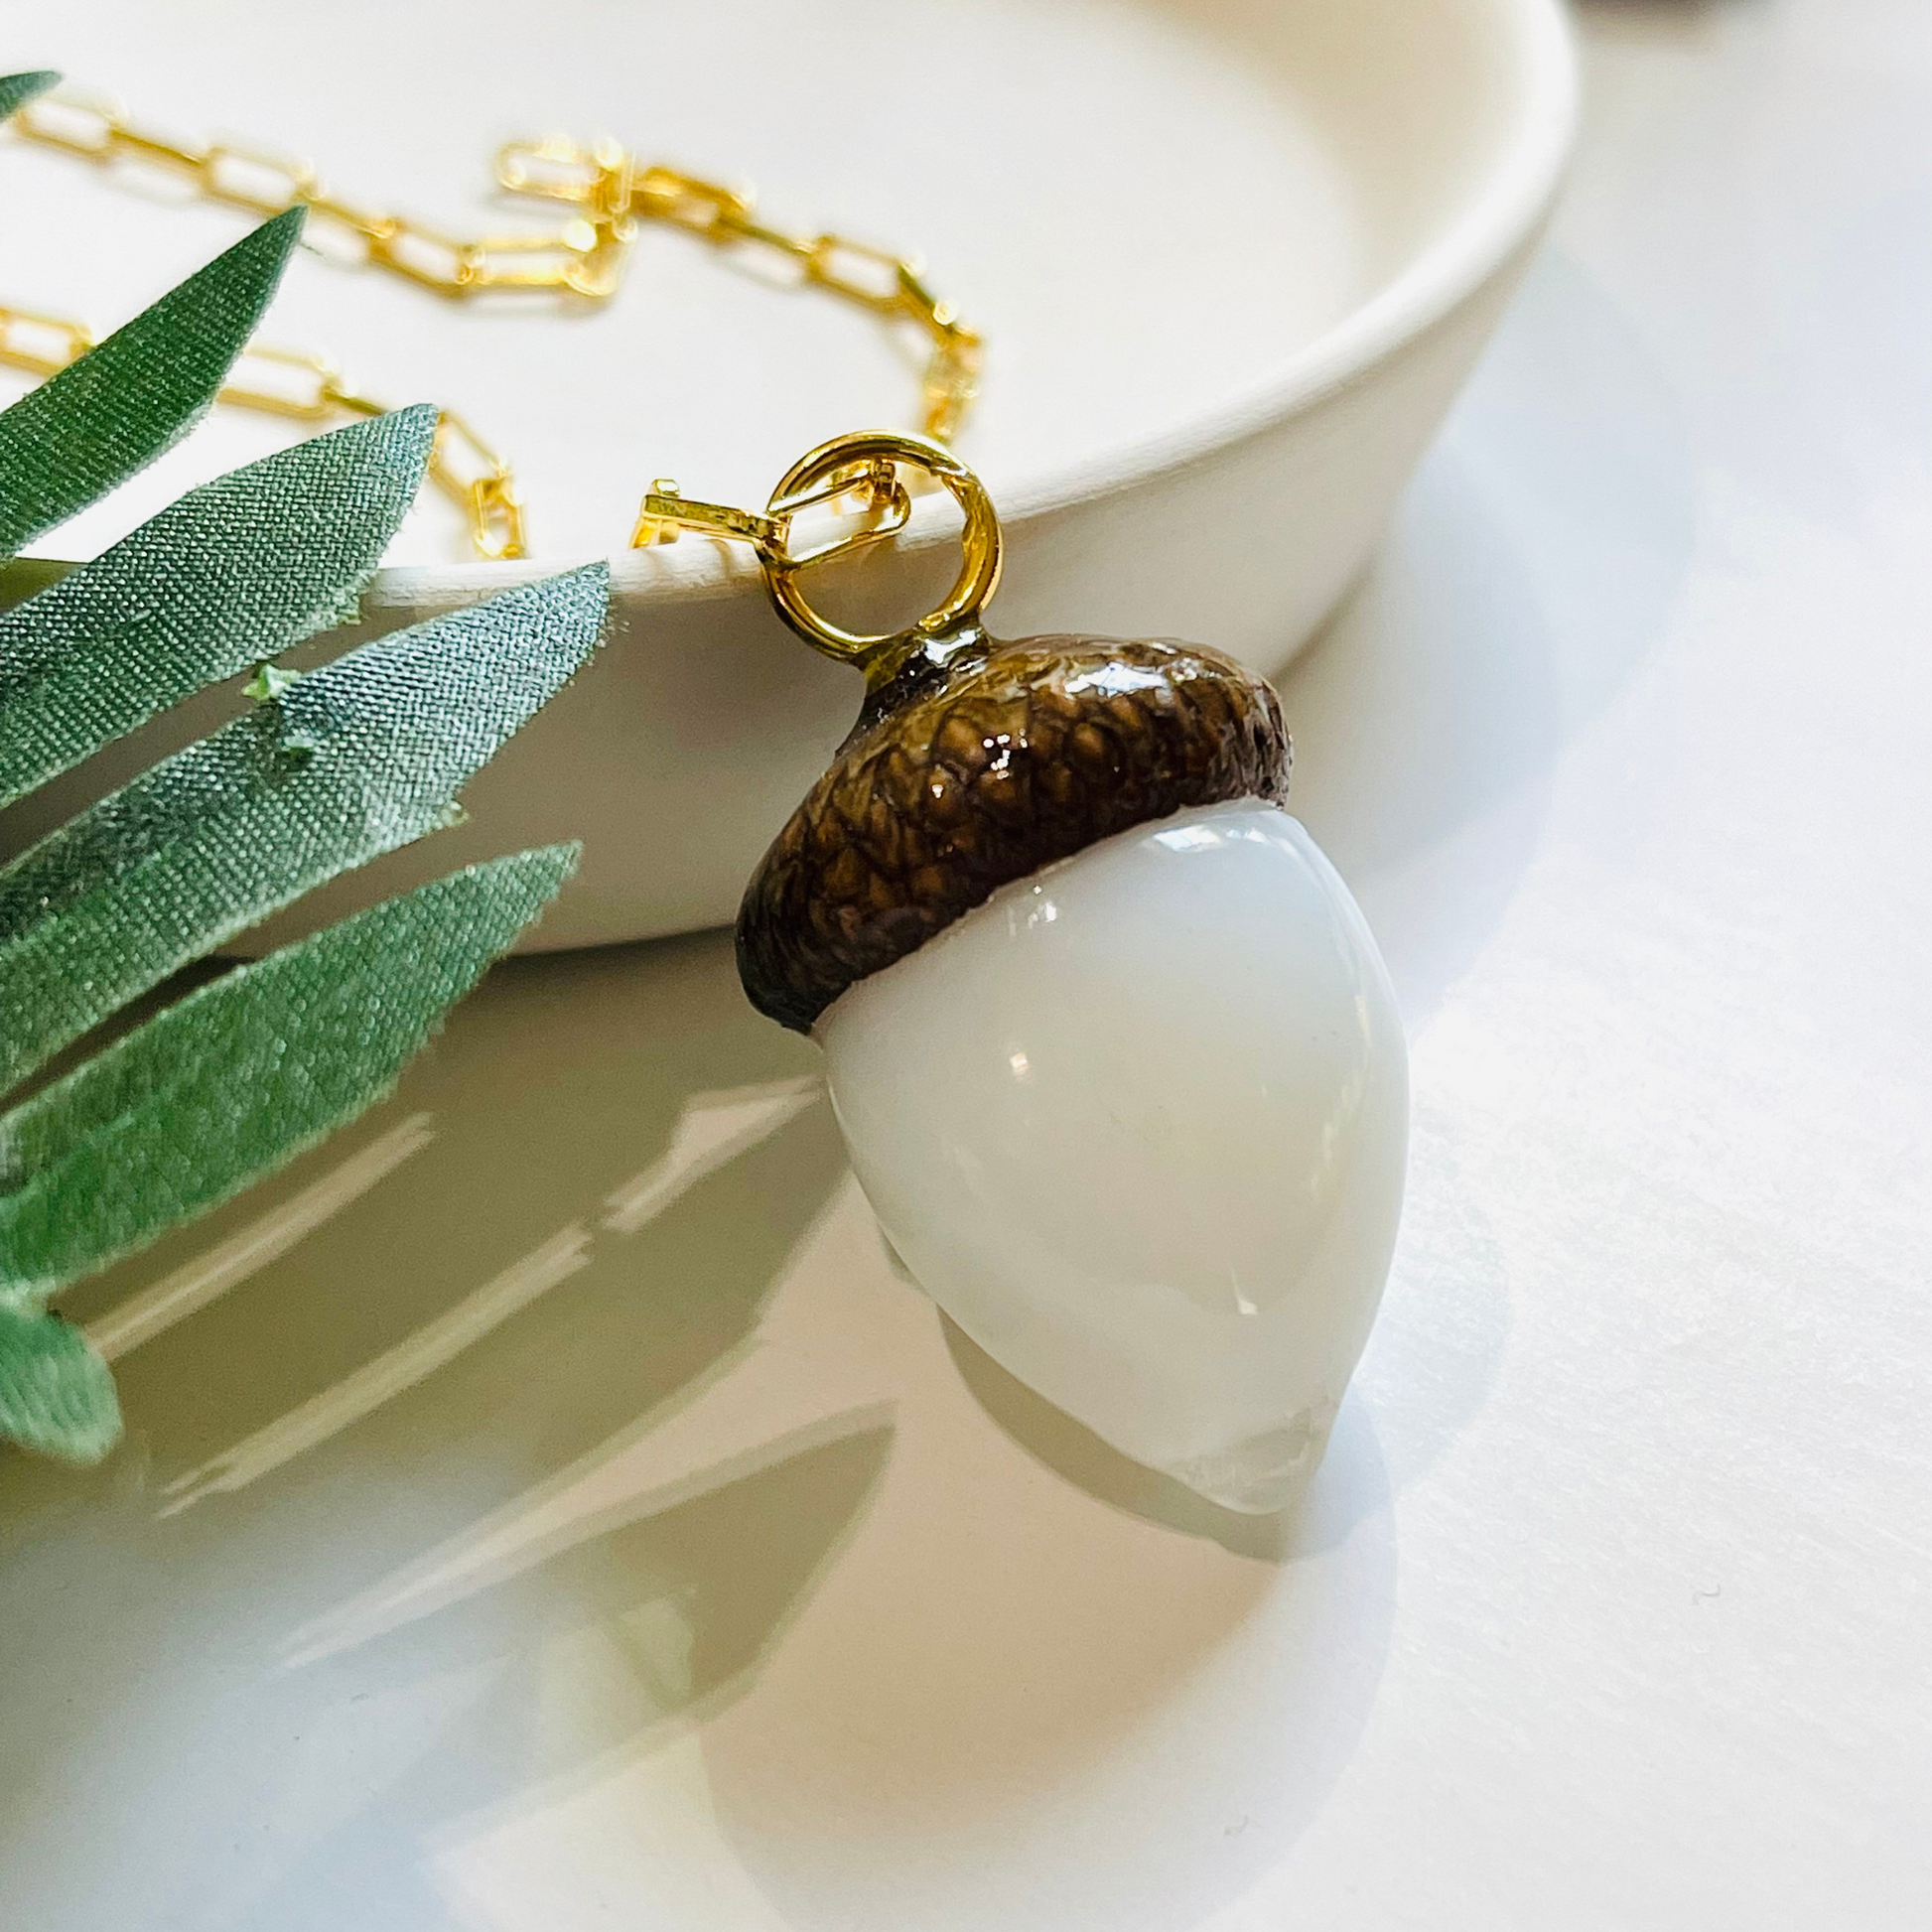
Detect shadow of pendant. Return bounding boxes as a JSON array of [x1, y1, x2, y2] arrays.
[[940, 1312, 1312, 1564]]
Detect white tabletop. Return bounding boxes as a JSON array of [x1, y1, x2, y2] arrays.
[[6, 2, 1930, 1926]]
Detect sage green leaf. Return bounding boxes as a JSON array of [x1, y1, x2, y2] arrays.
[[0, 562, 607, 1095], [0, 207, 304, 558], [0, 845, 577, 1301], [0, 70, 60, 120], [0, 405, 439, 808], [0, 1302, 120, 1463]]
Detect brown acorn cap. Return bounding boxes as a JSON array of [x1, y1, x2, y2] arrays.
[[736, 633, 1293, 1033]]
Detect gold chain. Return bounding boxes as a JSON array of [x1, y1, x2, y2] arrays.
[[0, 301, 525, 560], [494, 139, 984, 451], [3, 87, 983, 562], [9, 88, 631, 300]]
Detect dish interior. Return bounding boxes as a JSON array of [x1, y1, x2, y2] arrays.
[[1, 0, 1542, 564]]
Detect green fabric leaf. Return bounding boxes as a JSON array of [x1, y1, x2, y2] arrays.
[[0, 405, 439, 808], [0, 562, 607, 1095], [0, 207, 303, 559], [0, 846, 578, 1303], [0, 70, 60, 120], [0, 1302, 120, 1463]]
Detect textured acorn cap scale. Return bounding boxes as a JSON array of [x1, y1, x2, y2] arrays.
[[737, 632, 1294, 1033]]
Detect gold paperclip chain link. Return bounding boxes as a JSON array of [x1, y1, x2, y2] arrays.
[[0, 303, 525, 559]]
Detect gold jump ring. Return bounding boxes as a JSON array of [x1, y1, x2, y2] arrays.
[[763, 430, 1003, 668]]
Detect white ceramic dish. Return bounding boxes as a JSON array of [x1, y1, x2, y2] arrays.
[[2, 0, 1577, 949]]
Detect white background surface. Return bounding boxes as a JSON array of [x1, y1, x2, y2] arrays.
[[4, 1, 1932, 1927]]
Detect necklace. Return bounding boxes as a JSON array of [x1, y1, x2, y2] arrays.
[[6, 78, 1408, 1518]]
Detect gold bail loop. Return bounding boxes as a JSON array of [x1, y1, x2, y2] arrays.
[[633, 432, 1004, 672]]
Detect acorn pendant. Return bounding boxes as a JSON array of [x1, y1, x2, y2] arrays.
[[644, 436, 1408, 1514]]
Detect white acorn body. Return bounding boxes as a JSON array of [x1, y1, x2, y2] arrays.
[[817, 797, 1409, 1513]]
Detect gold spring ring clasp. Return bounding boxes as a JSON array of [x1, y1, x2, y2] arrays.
[[636, 430, 1004, 675]]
